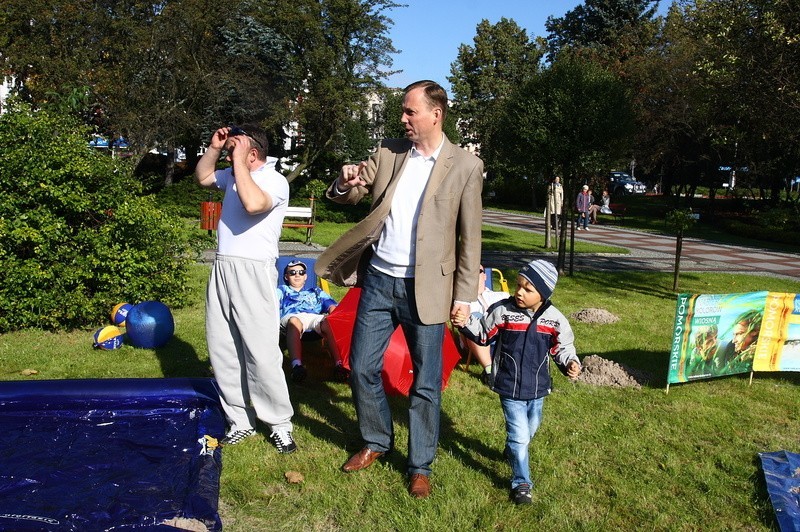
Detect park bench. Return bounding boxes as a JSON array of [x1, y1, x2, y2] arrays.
[[283, 197, 316, 244], [608, 203, 627, 223]]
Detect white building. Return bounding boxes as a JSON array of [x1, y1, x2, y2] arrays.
[[1, 76, 15, 114]]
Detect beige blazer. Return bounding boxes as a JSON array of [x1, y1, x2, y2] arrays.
[[315, 137, 484, 324]]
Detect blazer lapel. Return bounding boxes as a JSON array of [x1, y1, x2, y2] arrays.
[[421, 137, 455, 205]]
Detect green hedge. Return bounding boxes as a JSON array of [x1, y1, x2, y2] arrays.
[[714, 217, 796, 245], [0, 101, 191, 332]]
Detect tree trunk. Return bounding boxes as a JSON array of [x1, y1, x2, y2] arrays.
[[568, 219, 575, 276], [673, 229, 683, 291], [555, 211, 567, 273], [164, 149, 175, 187], [185, 140, 201, 173], [544, 201, 551, 249]]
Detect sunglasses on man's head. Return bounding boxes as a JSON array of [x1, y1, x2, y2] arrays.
[[286, 269, 306, 276], [228, 125, 264, 150]]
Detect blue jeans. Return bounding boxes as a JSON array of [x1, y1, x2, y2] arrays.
[[500, 396, 544, 489], [576, 212, 588, 229], [350, 265, 445, 476]]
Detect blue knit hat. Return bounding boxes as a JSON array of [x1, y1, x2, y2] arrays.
[[519, 260, 558, 300]]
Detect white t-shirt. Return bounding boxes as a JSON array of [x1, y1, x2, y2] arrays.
[[214, 160, 288, 262], [371, 141, 443, 278]]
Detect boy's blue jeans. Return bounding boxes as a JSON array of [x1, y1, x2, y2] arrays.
[[500, 396, 544, 489]]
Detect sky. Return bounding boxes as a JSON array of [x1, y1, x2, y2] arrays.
[[383, 0, 667, 92], [383, 0, 585, 91]]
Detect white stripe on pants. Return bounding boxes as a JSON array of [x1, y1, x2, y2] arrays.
[[206, 254, 293, 433]]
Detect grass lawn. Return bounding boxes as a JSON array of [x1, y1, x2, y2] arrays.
[[2, 258, 798, 530]]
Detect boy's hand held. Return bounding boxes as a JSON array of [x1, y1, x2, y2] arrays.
[[567, 360, 582, 379]]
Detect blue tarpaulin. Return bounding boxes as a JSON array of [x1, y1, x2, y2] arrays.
[[760, 450, 800, 532], [0, 378, 225, 531]]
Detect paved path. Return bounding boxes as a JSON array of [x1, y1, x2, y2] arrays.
[[266, 209, 797, 280], [481, 210, 800, 280]]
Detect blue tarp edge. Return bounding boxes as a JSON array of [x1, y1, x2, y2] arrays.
[[760, 450, 800, 532]]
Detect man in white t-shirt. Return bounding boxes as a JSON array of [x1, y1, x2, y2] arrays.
[[195, 124, 296, 453]]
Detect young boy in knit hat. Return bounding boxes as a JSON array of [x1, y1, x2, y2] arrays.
[[454, 259, 581, 505]]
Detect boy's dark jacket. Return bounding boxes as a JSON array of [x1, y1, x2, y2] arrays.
[[459, 298, 579, 400]]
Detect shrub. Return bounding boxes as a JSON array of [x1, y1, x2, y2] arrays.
[[289, 177, 370, 223], [157, 176, 224, 220], [714, 217, 796, 245], [0, 101, 191, 332], [758, 204, 797, 230]]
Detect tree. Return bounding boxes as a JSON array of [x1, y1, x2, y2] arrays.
[[666, 208, 697, 291], [1, 0, 400, 186], [117, 0, 299, 185], [627, 4, 723, 198], [545, 0, 660, 68], [492, 55, 634, 272], [681, 0, 800, 202], [544, 0, 662, 190], [449, 18, 544, 158], [629, 0, 800, 203], [258, 0, 400, 183]]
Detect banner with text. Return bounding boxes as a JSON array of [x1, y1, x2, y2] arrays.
[[668, 291, 800, 384]]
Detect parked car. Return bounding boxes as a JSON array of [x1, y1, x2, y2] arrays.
[[608, 171, 647, 195]]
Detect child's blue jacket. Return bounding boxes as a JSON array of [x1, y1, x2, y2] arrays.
[[460, 299, 578, 400]]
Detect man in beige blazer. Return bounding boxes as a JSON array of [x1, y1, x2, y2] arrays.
[[315, 80, 484, 498]]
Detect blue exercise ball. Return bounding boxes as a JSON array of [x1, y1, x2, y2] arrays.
[[126, 300, 174, 348]]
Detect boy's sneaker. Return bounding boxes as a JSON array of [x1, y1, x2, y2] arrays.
[[221, 428, 256, 445], [270, 430, 297, 454], [511, 484, 532, 505], [291, 364, 307, 383], [333, 364, 350, 383]]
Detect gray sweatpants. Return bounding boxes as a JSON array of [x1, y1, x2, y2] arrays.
[[206, 254, 293, 433]]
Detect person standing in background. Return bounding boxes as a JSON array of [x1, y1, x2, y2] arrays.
[[575, 184, 591, 231], [547, 176, 563, 232]]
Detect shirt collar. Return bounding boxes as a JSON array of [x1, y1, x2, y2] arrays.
[[411, 136, 445, 162]]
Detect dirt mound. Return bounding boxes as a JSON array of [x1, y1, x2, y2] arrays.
[[570, 308, 620, 324], [577, 355, 649, 388]]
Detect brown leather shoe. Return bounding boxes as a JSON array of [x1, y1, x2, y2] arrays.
[[408, 473, 431, 498], [341, 447, 385, 473]]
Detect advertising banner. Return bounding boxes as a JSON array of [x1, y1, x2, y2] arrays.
[[752, 292, 800, 372], [667, 291, 800, 384]]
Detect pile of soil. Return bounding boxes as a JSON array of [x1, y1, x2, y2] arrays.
[[570, 307, 620, 324], [577, 355, 650, 389]]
